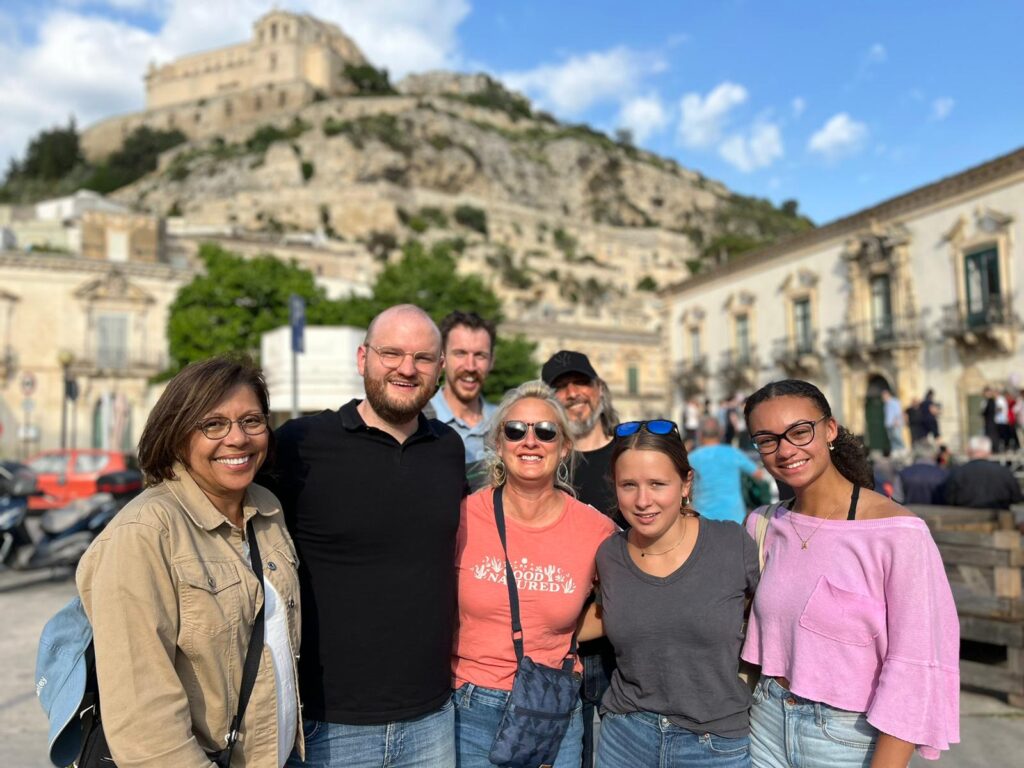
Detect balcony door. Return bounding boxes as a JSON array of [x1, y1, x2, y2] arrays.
[[870, 274, 893, 342], [965, 248, 1000, 327]]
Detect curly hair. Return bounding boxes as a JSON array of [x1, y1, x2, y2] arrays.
[[743, 379, 874, 489], [483, 379, 577, 495]]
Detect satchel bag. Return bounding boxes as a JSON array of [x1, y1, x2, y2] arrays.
[[738, 501, 783, 690], [38, 519, 266, 768], [487, 487, 581, 768]]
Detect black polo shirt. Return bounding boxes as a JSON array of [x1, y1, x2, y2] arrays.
[[260, 399, 465, 724]]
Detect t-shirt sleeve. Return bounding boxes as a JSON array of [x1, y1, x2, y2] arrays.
[[864, 528, 960, 759]]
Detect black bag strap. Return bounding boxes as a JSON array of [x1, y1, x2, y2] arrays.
[[492, 487, 576, 673], [214, 518, 266, 768]]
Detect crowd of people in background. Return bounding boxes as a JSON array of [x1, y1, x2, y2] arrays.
[[63, 301, 1024, 767]]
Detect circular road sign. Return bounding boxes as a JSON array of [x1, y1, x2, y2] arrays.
[[21, 372, 36, 397]]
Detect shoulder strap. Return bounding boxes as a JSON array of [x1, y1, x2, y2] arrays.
[[218, 519, 266, 766], [847, 484, 861, 521], [754, 501, 786, 573], [491, 487, 576, 671]]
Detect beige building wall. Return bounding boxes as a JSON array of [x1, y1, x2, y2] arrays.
[[0, 252, 192, 458]]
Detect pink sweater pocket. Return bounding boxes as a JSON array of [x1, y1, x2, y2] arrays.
[[798, 576, 885, 647]]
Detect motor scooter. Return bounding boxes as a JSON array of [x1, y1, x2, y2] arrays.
[[0, 468, 142, 571]]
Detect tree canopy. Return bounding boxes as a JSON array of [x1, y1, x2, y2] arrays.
[[164, 240, 537, 399]]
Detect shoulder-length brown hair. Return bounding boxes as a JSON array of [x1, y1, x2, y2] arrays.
[[137, 356, 272, 485]]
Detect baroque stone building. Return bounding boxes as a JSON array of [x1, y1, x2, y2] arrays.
[[82, 10, 368, 160], [665, 147, 1024, 451]]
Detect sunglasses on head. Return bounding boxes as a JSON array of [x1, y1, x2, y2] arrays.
[[614, 420, 679, 438], [502, 420, 559, 443]]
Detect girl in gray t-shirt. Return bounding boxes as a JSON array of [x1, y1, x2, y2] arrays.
[[581, 420, 758, 767]]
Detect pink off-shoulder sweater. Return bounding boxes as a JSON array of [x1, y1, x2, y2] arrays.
[[742, 505, 960, 760]]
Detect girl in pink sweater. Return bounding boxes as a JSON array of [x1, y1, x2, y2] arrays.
[[741, 379, 959, 767]]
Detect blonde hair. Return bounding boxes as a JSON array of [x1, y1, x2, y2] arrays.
[[484, 380, 577, 494]]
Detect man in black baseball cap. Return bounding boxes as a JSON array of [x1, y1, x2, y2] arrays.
[[540, 349, 620, 767]]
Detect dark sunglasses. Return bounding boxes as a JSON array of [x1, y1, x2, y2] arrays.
[[502, 420, 559, 443], [614, 419, 679, 438]]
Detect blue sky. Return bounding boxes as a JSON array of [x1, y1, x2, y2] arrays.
[[2, 0, 1022, 223]]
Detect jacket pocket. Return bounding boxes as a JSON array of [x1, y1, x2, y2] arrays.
[[177, 560, 243, 636], [798, 576, 884, 646]]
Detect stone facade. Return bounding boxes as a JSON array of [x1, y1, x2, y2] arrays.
[[82, 10, 367, 161], [0, 251, 192, 458], [664, 147, 1024, 451]]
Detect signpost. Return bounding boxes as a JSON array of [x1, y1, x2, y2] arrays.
[[20, 372, 36, 460], [289, 295, 306, 420]]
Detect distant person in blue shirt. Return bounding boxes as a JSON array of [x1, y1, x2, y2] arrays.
[[424, 311, 498, 490], [689, 416, 763, 523]]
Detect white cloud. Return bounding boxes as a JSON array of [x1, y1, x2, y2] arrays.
[[866, 43, 887, 64], [719, 121, 783, 172], [617, 94, 670, 143], [931, 96, 955, 121], [503, 46, 666, 117], [791, 97, 805, 118], [1, 0, 470, 166], [807, 112, 867, 160], [677, 81, 748, 148]]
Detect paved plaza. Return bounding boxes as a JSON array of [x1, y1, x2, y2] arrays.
[[1, 569, 1022, 767]]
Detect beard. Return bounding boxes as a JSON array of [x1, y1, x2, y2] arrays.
[[566, 400, 603, 439], [364, 371, 435, 425]]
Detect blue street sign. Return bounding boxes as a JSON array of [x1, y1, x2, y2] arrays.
[[289, 294, 306, 353]]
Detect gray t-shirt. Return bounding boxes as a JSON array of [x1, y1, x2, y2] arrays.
[[597, 517, 759, 737]]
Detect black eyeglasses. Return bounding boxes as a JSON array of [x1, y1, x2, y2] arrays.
[[196, 414, 269, 440], [750, 416, 827, 455], [502, 420, 559, 443], [614, 420, 679, 438]]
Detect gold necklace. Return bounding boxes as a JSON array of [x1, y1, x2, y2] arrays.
[[788, 505, 840, 550], [633, 515, 689, 558]]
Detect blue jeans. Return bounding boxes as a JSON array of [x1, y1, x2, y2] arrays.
[[453, 682, 583, 768], [287, 697, 455, 768], [580, 640, 616, 767], [750, 678, 877, 768], [596, 710, 750, 767]]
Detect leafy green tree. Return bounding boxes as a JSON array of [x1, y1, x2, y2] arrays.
[[16, 118, 82, 181], [84, 126, 186, 193], [164, 243, 350, 374]]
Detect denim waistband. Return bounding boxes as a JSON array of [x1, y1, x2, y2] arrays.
[[758, 677, 866, 724], [456, 682, 512, 708]]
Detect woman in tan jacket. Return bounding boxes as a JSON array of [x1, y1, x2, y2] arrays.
[[77, 356, 302, 767]]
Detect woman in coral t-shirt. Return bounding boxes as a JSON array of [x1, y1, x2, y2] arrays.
[[452, 380, 616, 768]]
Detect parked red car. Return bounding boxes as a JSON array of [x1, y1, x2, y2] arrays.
[[26, 450, 139, 511]]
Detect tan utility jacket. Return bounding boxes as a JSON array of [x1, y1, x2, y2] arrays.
[[77, 463, 303, 768]]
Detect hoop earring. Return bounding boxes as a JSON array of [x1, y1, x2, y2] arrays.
[[680, 495, 690, 510], [493, 459, 507, 486], [556, 460, 570, 487]]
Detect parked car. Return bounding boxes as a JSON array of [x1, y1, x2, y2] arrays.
[[26, 450, 139, 511]]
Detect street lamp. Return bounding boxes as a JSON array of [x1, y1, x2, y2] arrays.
[[57, 350, 74, 450]]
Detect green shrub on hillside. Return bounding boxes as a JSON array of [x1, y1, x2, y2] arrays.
[[344, 64, 397, 96], [454, 204, 488, 235]]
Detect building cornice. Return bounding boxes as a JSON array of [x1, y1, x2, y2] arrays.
[[663, 145, 1024, 296], [0, 251, 195, 280], [501, 320, 661, 345]]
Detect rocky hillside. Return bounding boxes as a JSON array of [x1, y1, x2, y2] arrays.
[[113, 72, 812, 275]]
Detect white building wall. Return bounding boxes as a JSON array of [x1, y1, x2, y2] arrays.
[[261, 325, 366, 415]]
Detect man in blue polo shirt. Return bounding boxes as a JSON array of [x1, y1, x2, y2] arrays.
[[425, 311, 498, 491]]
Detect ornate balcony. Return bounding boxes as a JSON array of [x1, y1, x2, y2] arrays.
[[75, 350, 168, 379], [718, 347, 760, 393], [674, 355, 708, 398], [772, 332, 823, 378], [940, 295, 1017, 355], [825, 314, 923, 362]]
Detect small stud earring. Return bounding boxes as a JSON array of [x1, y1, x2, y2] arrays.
[[827, 441, 835, 451]]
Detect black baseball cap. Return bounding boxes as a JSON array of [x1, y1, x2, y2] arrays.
[[541, 350, 598, 386]]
